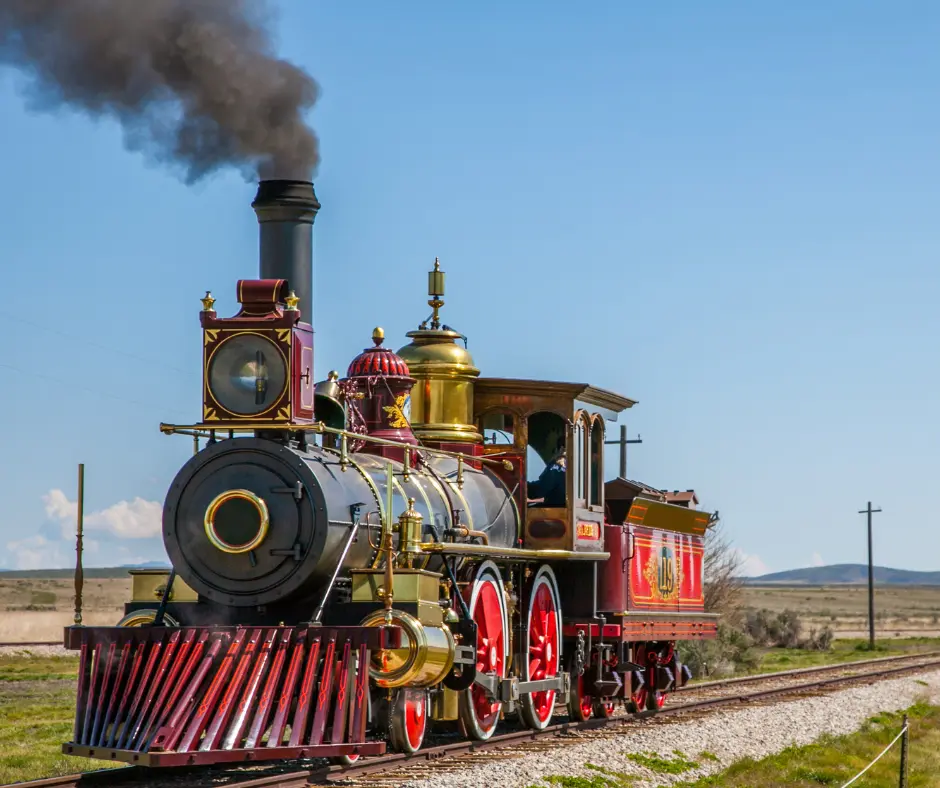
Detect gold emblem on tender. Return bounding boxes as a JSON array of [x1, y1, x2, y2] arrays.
[[643, 544, 682, 603]]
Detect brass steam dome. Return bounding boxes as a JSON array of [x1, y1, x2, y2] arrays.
[[397, 258, 482, 444]]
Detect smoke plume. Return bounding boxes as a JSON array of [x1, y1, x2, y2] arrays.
[[0, 0, 319, 182]]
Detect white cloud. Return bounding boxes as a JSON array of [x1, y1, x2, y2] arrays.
[[7, 535, 66, 570], [7, 534, 101, 570], [734, 549, 770, 577], [43, 489, 162, 539], [810, 552, 825, 567]]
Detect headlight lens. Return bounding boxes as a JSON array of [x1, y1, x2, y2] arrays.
[[208, 333, 287, 415]]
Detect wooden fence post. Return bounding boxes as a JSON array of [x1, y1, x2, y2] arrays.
[[74, 463, 84, 626]]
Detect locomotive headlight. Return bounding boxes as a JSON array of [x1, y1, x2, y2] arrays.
[[207, 333, 288, 416], [204, 489, 270, 554]]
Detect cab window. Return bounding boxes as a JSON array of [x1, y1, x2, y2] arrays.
[[526, 411, 567, 508]]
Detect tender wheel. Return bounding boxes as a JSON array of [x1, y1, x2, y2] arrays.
[[519, 566, 562, 730], [389, 688, 428, 754], [632, 684, 666, 711], [568, 669, 594, 722], [458, 562, 509, 741], [630, 644, 668, 712], [592, 698, 616, 718], [333, 753, 360, 766], [568, 662, 615, 721]]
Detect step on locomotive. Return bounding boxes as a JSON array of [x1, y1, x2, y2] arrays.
[[61, 179, 718, 767]]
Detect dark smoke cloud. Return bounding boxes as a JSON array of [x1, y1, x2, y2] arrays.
[[0, 0, 319, 182]]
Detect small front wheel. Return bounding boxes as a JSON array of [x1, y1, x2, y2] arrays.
[[389, 688, 428, 754]]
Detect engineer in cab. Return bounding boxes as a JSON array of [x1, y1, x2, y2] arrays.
[[527, 440, 567, 507]]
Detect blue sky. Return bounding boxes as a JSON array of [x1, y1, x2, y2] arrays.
[[1, 1, 938, 575]]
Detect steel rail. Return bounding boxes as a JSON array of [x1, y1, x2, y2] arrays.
[[7, 653, 940, 788], [677, 648, 940, 693]]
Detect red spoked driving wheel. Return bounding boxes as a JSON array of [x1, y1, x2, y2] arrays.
[[459, 561, 509, 741], [519, 566, 562, 730]]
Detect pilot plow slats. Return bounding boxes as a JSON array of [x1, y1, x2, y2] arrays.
[[287, 632, 321, 747], [309, 635, 337, 745], [222, 628, 278, 750], [243, 627, 292, 748], [61, 623, 399, 766]]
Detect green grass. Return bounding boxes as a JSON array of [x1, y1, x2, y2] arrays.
[[527, 764, 638, 787], [670, 702, 940, 787], [0, 656, 123, 783], [0, 654, 79, 682], [748, 636, 940, 676], [625, 750, 699, 774]]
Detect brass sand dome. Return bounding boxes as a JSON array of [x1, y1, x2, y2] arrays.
[[396, 258, 482, 444]]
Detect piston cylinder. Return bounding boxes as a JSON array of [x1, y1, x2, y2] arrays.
[[361, 609, 455, 688]]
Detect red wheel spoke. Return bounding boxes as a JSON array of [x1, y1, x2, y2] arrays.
[[478, 584, 502, 640]]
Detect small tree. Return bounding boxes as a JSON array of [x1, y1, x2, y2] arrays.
[[702, 515, 745, 616], [680, 515, 757, 677]]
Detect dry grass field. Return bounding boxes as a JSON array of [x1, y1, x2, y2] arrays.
[[743, 584, 940, 639], [2, 575, 940, 642], [0, 576, 130, 642]]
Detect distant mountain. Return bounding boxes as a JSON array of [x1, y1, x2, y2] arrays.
[[0, 561, 170, 579], [121, 561, 171, 569], [747, 564, 940, 585]]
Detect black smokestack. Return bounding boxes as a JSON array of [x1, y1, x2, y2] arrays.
[[252, 180, 320, 324], [0, 0, 319, 183]]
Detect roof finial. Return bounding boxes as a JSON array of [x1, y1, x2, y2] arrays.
[[372, 326, 385, 346], [427, 257, 445, 330]]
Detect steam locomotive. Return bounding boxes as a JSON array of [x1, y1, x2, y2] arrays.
[[61, 180, 717, 767]]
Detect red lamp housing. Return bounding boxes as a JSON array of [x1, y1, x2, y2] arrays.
[[200, 279, 314, 425]]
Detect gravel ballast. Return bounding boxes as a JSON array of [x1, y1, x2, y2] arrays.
[[396, 669, 940, 788]]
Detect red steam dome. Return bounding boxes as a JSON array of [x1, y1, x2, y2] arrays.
[[347, 327, 410, 378], [341, 327, 417, 455]]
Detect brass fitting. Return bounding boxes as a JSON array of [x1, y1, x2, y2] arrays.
[[398, 497, 424, 568]]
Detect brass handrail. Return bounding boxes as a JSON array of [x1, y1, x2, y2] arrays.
[[160, 421, 514, 471], [418, 542, 610, 562]]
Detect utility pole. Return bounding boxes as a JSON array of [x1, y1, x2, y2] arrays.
[[858, 500, 882, 650], [605, 424, 642, 479]]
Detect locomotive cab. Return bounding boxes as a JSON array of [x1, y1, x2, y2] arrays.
[[474, 378, 635, 554]]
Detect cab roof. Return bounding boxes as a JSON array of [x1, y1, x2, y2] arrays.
[[475, 378, 636, 422]]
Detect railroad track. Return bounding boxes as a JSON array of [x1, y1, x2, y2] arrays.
[[676, 648, 940, 693], [7, 651, 940, 788]]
